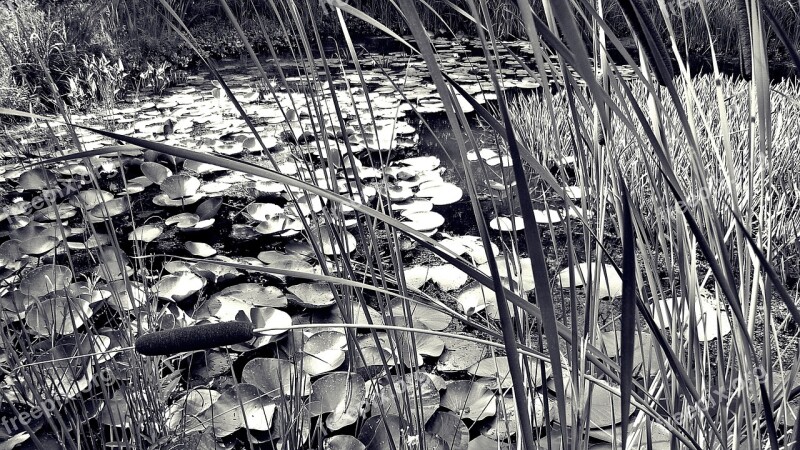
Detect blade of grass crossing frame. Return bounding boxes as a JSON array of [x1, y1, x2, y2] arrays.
[[618, 166, 637, 449]]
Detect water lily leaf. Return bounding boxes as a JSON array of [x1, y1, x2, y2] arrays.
[[165, 213, 200, 228], [370, 372, 439, 424], [437, 336, 487, 373], [212, 283, 287, 308], [309, 372, 365, 430], [207, 384, 275, 437], [402, 265, 430, 289], [402, 211, 444, 232], [309, 225, 357, 256], [195, 197, 223, 221], [93, 246, 132, 281], [185, 241, 216, 257], [19, 168, 58, 190], [245, 203, 284, 221], [19, 235, 60, 256], [241, 357, 310, 399], [161, 174, 201, 199], [301, 331, 347, 376], [489, 216, 525, 231], [324, 435, 366, 450], [426, 411, 469, 450], [89, 197, 130, 221], [441, 380, 497, 421], [468, 435, 512, 449], [128, 224, 162, 243], [155, 272, 205, 301], [533, 208, 563, 224], [0, 239, 23, 268], [34, 203, 78, 222], [311, 301, 384, 327], [478, 256, 534, 293], [287, 282, 337, 308], [192, 262, 241, 284], [389, 299, 451, 331], [456, 281, 503, 317], [153, 193, 204, 207], [358, 415, 402, 450], [26, 296, 93, 336], [557, 262, 622, 299], [250, 307, 291, 347], [482, 394, 545, 439], [184, 388, 221, 416], [398, 323, 444, 365], [255, 214, 303, 236], [651, 289, 731, 341], [99, 387, 131, 428], [140, 162, 173, 184], [428, 264, 469, 291], [69, 189, 114, 210], [19, 265, 73, 297], [183, 159, 227, 174], [380, 183, 414, 202], [106, 280, 148, 312], [415, 181, 463, 206]]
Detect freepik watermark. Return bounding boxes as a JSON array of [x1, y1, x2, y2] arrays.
[[0, 367, 116, 435]]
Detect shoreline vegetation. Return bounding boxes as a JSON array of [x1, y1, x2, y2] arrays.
[[0, 0, 799, 449]]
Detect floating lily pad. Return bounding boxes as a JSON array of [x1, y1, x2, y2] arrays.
[[489, 216, 525, 231], [309, 225, 357, 255], [440, 380, 497, 421], [19, 265, 73, 297], [309, 372, 365, 431], [155, 272, 205, 301], [128, 224, 163, 243], [69, 189, 114, 210], [651, 289, 731, 341], [325, 435, 366, 450], [403, 211, 444, 232], [301, 330, 347, 376], [557, 262, 623, 299], [208, 384, 275, 437], [140, 162, 173, 184], [370, 372, 440, 424], [212, 283, 287, 308], [241, 357, 311, 398], [426, 411, 469, 450], [161, 174, 201, 199], [185, 241, 216, 257], [19, 168, 58, 190], [26, 296, 93, 336], [287, 282, 337, 308], [415, 181, 463, 206], [437, 335, 487, 372]]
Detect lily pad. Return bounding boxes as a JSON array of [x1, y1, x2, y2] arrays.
[[26, 296, 93, 336], [185, 241, 216, 257], [440, 380, 497, 421], [310, 372, 366, 430], [155, 272, 205, 301], [128, 224, 163, 243], [241, 357, 311, 399], [161, 174, 201, 199], [557, 262, 623, 299], [287, 282, 337, 308], [207, 384, 275, 437]]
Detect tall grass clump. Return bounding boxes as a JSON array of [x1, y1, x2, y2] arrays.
[[0, 0, 799, 448]]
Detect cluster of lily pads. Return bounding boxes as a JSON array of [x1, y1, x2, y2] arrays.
[[0, 38, 732, 449]]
